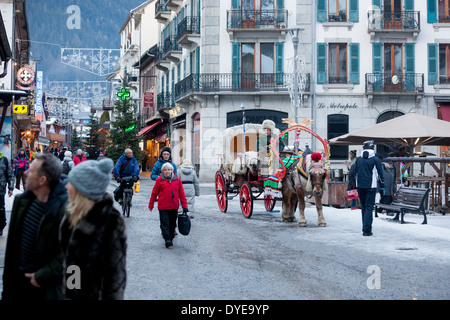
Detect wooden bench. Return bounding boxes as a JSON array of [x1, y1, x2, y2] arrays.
[[374, 186, 430, 224]]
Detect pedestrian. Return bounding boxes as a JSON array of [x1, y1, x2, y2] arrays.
[[59, 147, 66, 161], [73, 149, 87, 166], [256, 119, 285, 153], [349, 140, 384, 236], [377, 158, 397, 214], [179, 159, 199, 218], [13, 148, 30, 190], [1, 153, 67, 300], [61, 151, 74, 175], [112, 148, 140, 204], [151, 146, 177, 181], [346, 150, 359, 210], [148, 162, 188, 248], [0, 152, 14, 236], [59, 158, 127, 300]]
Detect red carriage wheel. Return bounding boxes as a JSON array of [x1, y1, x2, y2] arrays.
[[215, 171, 228, 213], [264, 195, 276, 212], [240, 181, 253, 218]]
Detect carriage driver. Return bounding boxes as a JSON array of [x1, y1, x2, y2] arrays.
[[256, 119, 285, 154]]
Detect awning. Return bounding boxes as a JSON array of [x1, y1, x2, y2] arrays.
[[439, 104, 450, 122], [0, 89, 28, 104], [137, 119, 162, 137]]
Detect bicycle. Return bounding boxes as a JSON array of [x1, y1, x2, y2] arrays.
[[119, 176, 135, 218]]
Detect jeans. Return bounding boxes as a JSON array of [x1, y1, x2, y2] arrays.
[[159, 209, 178, 241], [357, 188, 377, 233]]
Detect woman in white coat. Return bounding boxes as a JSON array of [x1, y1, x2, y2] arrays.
[[179, 159, 200, 218]]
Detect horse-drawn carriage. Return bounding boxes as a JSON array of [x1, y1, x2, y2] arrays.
[[215, 118, 331, 226]]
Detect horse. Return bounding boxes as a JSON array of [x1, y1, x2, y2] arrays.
[[280, 152, 327, 227]]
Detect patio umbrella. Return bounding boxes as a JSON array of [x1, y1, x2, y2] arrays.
[[329, 113, 450, 149]]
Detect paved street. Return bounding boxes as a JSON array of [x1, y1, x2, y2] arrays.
[[1, 172, 450, 300]]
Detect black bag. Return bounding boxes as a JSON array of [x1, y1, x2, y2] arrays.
[[177, 212, 191, 236]]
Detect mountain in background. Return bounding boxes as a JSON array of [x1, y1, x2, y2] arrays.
[[26, 0, 148, 85]]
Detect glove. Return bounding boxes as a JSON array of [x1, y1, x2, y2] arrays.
[[183, 207, 189, 214], [115, 177, 122, 183], [379, 188, 385, 196], [133, 175, 139, 182]]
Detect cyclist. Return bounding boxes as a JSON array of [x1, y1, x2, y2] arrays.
[[113, 148, 140, 204]]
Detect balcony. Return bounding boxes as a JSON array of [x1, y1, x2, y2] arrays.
[[174, 73, 309, 103], [163, 36, 182, 63], [365, 73, 424, 107], [154, 47, 170, 72], [227, 9, 288, 30], [177, 16, 201, 51], [368, 11, 420, 40], [155, 0, 171, 25], [157, 92, 175, 111], [164, 0, 182, 12]]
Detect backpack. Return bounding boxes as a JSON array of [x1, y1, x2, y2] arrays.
[[62, 160, 71, 175]]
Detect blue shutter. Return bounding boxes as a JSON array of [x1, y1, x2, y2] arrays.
[[405, 0, 414, 11], [232, 0, 239, 9], [428, 44, 438, 85], [276, 42, 284, 85], [372, 0, 381, 9], [231, 0, 239, 28], [428, 0, 437, 23], [317, 43, 327, 84], [349, 0, 359, 22], [232, 42, 240, 89], [372, 43, 383, 92], [405, 43, 415, 91], [349, 43, 359, 84], [317, 0, 327, 22], [277, 0, 285, 23]]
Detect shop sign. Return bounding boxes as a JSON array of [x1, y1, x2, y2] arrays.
[[13, 105, 27, 114], [144, 92, 154, 108], [169, 106, 185, 118], [318, 103, 358, 111]]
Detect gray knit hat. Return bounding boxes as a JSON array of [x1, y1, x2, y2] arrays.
[[68, 158, 114, 201]]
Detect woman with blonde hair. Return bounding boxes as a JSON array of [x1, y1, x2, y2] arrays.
[[59, 158, 127, 300]]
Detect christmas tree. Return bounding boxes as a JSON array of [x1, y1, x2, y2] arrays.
[[84, 112, 101, 159], [106, 81, 141, 163]]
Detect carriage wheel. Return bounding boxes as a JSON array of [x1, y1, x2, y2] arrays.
[[264, 195, 276, 212], [215, 171, 228, 213], [240, 181, 253, 218]]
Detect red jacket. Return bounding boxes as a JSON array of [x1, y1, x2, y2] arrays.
[[148, 173, 188, 211], [73, 154, 87, 166]]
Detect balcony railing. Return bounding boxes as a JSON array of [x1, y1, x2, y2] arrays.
[[368, 11, 420, 31], [174, 73, 309, 101], [164, 36, 181, 54], [178, 16, 200, 39], [155, 0, 169, 16], [365, 73, 424, 94], [157, 92, 175, 110], [227, 10, 288, 29]]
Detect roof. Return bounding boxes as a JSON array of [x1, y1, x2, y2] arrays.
[[118, 0, 155, 33]]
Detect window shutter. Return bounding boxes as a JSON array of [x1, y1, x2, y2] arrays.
[[349, 0, 359, 22], [276, 42, 284, 84], [317, 43, 327, 84], [372, 43, 382, 73], [372, 0, 381, 9], [428, 44, 438, 84], [405, 43, 415, 91], [232, 42, 240, 89], [317, 0, 327, 22], [349, 43, 360, 84], [427, 0, 437, 23], [404, 0, 414, 11]]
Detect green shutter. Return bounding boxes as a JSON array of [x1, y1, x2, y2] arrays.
[[405, 0, 414, 11], [349, 0, 359, 22], [276, 42, 284, 84], [232, 0, 239, 9], [405, 43, 415, 91], [232, 42, 240, 89], [317, 43, 327, 84], [428, 44, 438, 84], [276, 0, 285, 22], [372, 0, 381, 9], [349, 43, 359, 84], [317, 0, 327, 22], [231, 0, 239, 27], [428, 0, 437, 23], [372, 43, 382, 73]]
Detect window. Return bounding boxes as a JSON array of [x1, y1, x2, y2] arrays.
[[439, 0, 450, 22], [439, 44, 450, 83], [329, 0, 347, 22], [327, 114, 348, 160], [329, 43, 347, 83], [261, 43, 274, 83], [241, 43, 255, 88]]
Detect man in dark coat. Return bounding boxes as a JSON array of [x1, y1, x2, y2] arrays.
[[2, 153, 67, 300], [0, 152, 14, 236], [350, 140, 384, 236]]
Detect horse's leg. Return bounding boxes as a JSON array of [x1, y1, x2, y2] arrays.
[[314, 194, 327, 227], [297, 189, 307, 227], [281, 189, 292, 222], [284, 194, 296, 222]]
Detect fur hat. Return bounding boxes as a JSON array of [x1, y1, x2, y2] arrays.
[[262, 119, 275, 131], [68, 158, 114, 201], [181, 159, 194, 168]]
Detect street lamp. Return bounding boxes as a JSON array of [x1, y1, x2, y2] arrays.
[[288, 26, 304, 124]]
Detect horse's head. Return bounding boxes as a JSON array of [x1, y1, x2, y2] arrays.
[[306, 152, 327, 197]]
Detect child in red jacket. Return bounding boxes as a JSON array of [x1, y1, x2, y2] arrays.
[[149, 162, 188, 248]]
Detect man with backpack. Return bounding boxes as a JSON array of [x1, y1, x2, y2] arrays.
[[61, 151, 74, 175]]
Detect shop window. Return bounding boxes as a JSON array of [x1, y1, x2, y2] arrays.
[[327, 114, 348, 160]]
